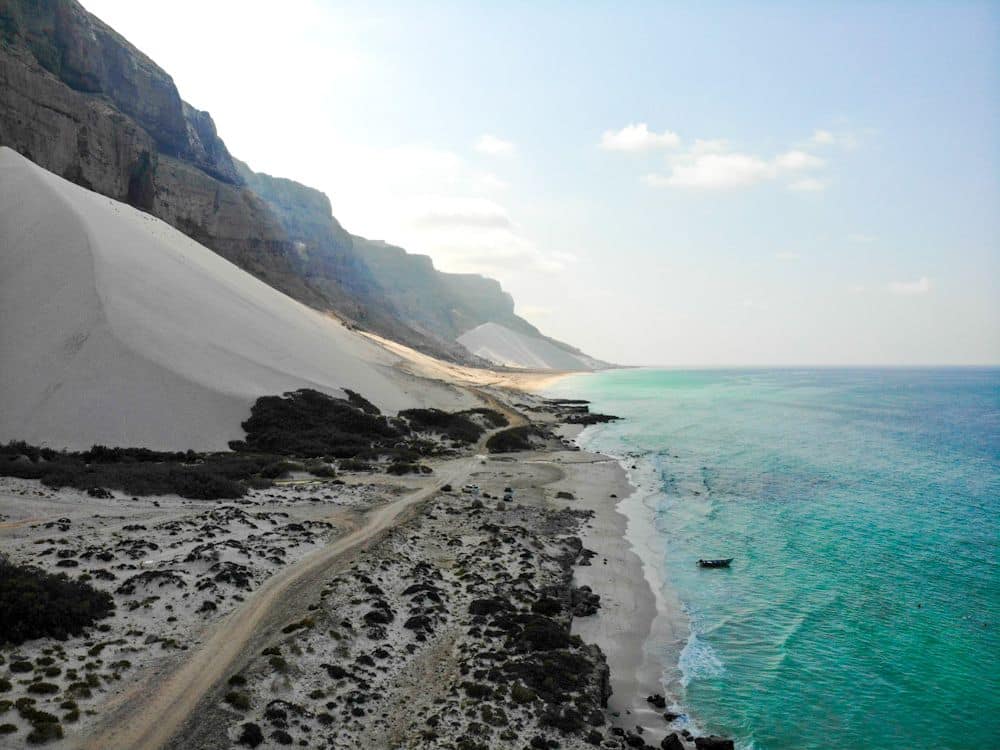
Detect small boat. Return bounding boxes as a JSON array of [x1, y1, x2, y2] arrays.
[[698, 558, 733, 568]]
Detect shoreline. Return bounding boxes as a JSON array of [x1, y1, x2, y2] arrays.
[[560, 423, 695, 746]]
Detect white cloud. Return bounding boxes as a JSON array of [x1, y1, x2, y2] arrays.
[[475, 134, 516, 156], [409, 197, 513, 230], [888, 277, 932, 295], [653, 152, 776, 189], [775, 150, 825, 170], [600, 123, 681, 152], [812, 129, 836, 145], [774, 251, 801, 261], [809, 128, 858, 150], [848, 283, 867, 294], [475, 173, 508, 191], [788, 177, 826, 192], [644, 142, 825, 191], [690, 138, 729, 155]]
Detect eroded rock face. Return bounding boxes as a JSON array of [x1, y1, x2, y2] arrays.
[[0, 0, 314, 305], [0, 0, 240, 183]]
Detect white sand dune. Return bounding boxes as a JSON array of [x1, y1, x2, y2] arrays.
[[457, 322, 605, 371], [0, 148, 473, 450]]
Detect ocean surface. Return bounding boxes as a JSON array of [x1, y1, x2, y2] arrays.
[[547, 368, 999, 750]]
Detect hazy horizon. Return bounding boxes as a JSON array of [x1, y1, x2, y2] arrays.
[[82, 0, 1000, 367]]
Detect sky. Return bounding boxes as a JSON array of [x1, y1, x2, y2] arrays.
[[82, 0, 1000, 366]]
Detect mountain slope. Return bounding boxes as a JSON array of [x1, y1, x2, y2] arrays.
[[0, 148, 474, 450]]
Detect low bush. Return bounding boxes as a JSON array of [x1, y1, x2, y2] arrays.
[[0, 558, 114, 645], [485, 426, 540, 453], [0, 444, 268, 499], [398, 408, 484, 444], [26, 683, 59, 695], [462, 408, 510, 428], [338, 458, 374, 472], [225, 691, 251, 711], [234, 389, 406, 458], [237, 722, 264, 747], [386, 462, 430, 475], [26, 722, 63, 744]]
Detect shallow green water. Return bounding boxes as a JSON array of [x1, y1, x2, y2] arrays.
[[548, 368, 999, 749]]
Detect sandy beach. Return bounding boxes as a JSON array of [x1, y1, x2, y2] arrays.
[[0, 393, 704, 749]]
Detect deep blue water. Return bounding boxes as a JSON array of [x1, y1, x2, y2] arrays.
[[548, 368, 999, 750]]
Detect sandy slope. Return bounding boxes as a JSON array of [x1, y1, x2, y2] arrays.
[[360, 329, 575, 391], [457, 321, 605, 371], [0, 148, 472, 450]]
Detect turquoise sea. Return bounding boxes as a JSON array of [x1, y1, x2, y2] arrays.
[[547, 368, 999, 750]]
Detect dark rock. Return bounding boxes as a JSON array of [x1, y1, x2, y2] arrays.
[[661, 733, 685, 750], [403, 615, 432, 631], [237, 722, 263, 747], [646, 694, 667, 709]]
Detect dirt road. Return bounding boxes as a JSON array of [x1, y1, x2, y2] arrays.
[[78, 456, 478, 750]]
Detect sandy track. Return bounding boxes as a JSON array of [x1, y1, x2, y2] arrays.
[[78, 458, 477, 750]]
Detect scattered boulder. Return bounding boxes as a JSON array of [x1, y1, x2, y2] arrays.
[[646, 694, 667, 709], [237, 722, 263, 747], [661, 733, 685, 750]]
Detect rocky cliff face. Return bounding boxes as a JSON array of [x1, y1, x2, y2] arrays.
[[352, 236, 544, 342], [0, 0, 597, 367]]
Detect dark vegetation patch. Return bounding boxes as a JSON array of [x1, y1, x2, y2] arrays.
[[231, 389, 404, 458], [0, 557, 114, 645], [386, 462, 432, 475], [1, 389, 504, 499], [485, 425, 542, 453], [0, 442, 283, 500]]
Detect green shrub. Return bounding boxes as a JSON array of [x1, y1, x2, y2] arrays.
[[26, 683, 59, 695], [386, 462, 425, 475], [25, 721, 63, 744], [224, 691, 251, 711], [510, 683, 536, 704], [485, 426, 540, 453], [281, 617, 314, 634], [398, 408, 484, 444], [0, 560, 113, 645], [234, 389, 405, 458]]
